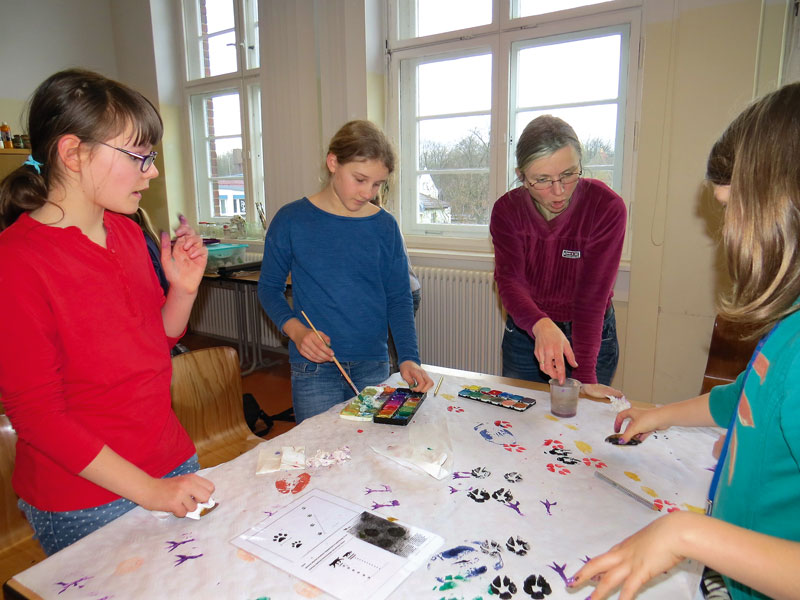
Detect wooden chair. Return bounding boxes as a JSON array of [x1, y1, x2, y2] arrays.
[[0, 415, 47, 590], [171, 346, 263, 468], [700, 315, 759, 394]]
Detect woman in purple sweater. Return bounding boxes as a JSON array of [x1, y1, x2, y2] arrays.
[[490, 115, 626, 388]]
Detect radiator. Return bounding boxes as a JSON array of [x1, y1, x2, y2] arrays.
[[415, 267, 504, 375], [190, 278, 284, 349]]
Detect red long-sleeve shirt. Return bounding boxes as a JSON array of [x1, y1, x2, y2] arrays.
[[0, 211, 195, 511], [490, 178, 626, 383]]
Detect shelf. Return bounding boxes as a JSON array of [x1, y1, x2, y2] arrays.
[[0, 148, 29, 155]]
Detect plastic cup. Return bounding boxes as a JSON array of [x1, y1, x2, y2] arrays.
[[549, 378, 580, 418]]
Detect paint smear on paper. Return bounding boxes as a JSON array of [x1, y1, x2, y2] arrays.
[[684, 504, 705, 514], [114, 557, 144, 575], [237, 548, 257, 562], [545, 415, 559, 422], [624, 471, 640, 481], [565, 424, 578, 431], [574, 441, 592, 454], [641, 486, 658, 497], [294, 581, 322, 597]]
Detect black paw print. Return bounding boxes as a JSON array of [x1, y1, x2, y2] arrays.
[[291, 540, 303, 548], [490, 575, 518, 599], [471, 466, 491, 479], [480, 539, 503, 556], [492, 488, 514, 503], [467, 488, 490, 503], [504, 471, 523, 483], [273, 532, 288, 542], [522, 574, 552, 599], [505, 536, 530, 556]]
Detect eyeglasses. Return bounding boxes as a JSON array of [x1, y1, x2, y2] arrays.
[[98, 141, 157, 172], [526, 170, 582, 190]]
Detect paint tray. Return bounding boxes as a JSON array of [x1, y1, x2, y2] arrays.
[[372, 388, 426, 425], [457, 385, 537, 411]]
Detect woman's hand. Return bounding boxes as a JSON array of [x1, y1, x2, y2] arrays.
[[161, 215, 207, 295], [570, 512, 693, 600], [399, 361, 434, 392], [531, 317, 577, 384], [141, 473, 216, 517], [581, 383, 623, 400]]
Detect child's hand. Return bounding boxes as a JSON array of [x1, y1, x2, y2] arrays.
[[161, 215, 207, 294], [570, 512, 692, 599], [295, 326, 335, 363], [613, 406, 668, 444], [399, 361, 434, 392], [143, 472, 215, 518]]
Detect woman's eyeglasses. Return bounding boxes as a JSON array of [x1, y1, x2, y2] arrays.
[[98, 142, 157, 172], [526, 170, 582, 190]]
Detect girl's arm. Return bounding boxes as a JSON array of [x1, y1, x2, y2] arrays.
[[160, 218, 207, 337], [79, 445, 214, 516], [572, 511, 800, 600]]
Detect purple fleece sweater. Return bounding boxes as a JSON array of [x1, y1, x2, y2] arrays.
[[490, 178, 626, 383]]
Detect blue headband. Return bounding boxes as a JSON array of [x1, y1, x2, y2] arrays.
[[23, 155, 43, 174]]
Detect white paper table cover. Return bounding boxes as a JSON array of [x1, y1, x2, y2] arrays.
[[11, 372, 717, 600]]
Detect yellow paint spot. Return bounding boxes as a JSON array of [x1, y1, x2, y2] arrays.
[[575, 441, 592, 454], [440, 393, 455, 400], [565, 424, 578, 431], [387, 516, 398, 522], [295, 582, 323, 597], [236, 548, 257, 562], [114, 557, 144, 575], [641, 486, 658, 498], [545, 414, 559, 422], [684, 504, 705, 514], [624, 471, 640, 481]]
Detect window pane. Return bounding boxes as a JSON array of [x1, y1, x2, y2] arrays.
[[516, 34, 620, 107], [210, 138, 243, 178], [206, 94, 241, 137], [244, 0, 259, 70], [397, 0, 491, 40], [419, 117, 490, 170], [516, 0, 613, 18], [419, 54, 491, 116], [207, 31, 237, 76], [213, 179, 246, 217], [204, 0, 235, 34]]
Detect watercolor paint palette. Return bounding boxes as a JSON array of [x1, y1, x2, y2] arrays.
[[372, 388, 426, 426], [339, 386, 386, 421], [457, 385, 537, 412]]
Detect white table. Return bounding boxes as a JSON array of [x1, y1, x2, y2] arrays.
[[6, 368, 715, 600]]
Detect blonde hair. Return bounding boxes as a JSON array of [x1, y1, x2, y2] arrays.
[[716, 82, 800, 338]]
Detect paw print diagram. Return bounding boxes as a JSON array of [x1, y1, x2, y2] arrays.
[[492, 488, 514, 503], [504, 471, 523, 483], [471, 466, 491, 479], [546, 463, 571, 475], [273, 532, 288, 543], [506, 536, 530, 556], [523, 573, 553, 599], [291, 540, 303, 548], [490, 574, 518, 599], [467, 488, 491, 503]]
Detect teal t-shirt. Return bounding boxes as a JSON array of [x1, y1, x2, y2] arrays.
[[708, 307, 800, 600]]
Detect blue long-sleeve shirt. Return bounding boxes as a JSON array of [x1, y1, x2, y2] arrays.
[[258, 198, 420, 366]]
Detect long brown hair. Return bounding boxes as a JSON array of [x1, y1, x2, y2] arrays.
[[716, 82, 800, 337], [0, 68, 163, 230]]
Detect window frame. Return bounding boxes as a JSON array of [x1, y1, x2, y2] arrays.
[[180, 0, 264, 227], [386, 0, 641, 260]]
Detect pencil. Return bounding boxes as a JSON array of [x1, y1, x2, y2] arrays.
[[434, 375, 444, 396], [300, 310, 360, 397], [594, 470, 656, 511]]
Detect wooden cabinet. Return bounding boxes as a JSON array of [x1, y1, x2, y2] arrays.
[[0, 149, 29, 180]]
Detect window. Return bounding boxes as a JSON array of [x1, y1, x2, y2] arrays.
[[181, 0, 264, 230], [388, 0, 639, 255]]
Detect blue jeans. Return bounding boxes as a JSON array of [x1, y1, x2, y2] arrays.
[[502, 304, 619, 385], [19, 454, 200, 556], [291, 360, 390, 423]]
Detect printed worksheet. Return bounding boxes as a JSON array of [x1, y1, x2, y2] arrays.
[[232, 488, 443, 600]]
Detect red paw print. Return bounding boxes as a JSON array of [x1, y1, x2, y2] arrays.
[[582, 458, 607, 468], [495, 420, 512, 428], [653, 499, 680, 513], [447, 406, 465, 413], [503, 444, 526, 453], [275, 473, 311, 494], [543, 439, 564, 448], [546, 463, 571, 475]]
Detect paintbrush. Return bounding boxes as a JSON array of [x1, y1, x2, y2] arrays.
[[434, 375, 444, 396], [300, 310, 360, 397]]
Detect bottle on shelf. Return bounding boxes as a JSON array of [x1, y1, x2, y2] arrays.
[[0, 122, 12, 149]]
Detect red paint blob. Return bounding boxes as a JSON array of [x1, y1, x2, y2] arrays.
[[357, 429, 363, 433]]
